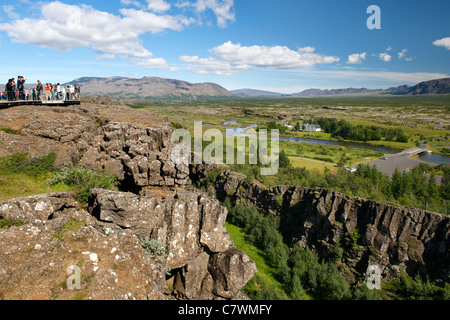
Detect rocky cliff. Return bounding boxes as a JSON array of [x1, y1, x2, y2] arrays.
[[208, 169, 449, 283], [0, 96, 190, 190], [0, 97, 255, 300]]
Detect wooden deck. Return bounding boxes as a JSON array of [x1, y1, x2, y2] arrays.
[[0, 100, 81, 109]]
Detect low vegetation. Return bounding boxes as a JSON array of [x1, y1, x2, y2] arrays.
[[0, 153, 72, 200], [47, 165, 119, 202], [0, 153, 119, 202]]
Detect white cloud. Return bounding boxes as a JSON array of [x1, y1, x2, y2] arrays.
[[177, 0, 235, 28], [0, 1, 194, 70], [145, 0, 171, 12], [398, 49, 415, 61], [121, 0, 143, 7], [3, 5, 19, 19], [378, 52, 392, 62], [179, 55, 250, 75], [133, 57, 179, 71], [398, 49, 407, 59], [180, 41, 340, 75], [347, 52, 367, 64], [433, 37, 450, 50]]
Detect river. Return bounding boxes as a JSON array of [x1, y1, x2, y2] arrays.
[[224, 126, 450, 165], [168, 116, 450, 165]]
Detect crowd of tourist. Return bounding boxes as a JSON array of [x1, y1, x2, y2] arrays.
[[1, 77, 81, 102]]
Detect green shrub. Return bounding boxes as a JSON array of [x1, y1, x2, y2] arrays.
[[386, 273, 448, 300], [0, 219, 28, 229], [47, 164, 119, 202], [288, 245, 351, 300], [0, 153, 57, 176], [141, 238, 168, 258]]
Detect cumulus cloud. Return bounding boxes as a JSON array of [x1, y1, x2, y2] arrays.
[[2, 5, 19, 19], [398, 49, 415, 61], [177, 0, 235, 28], [378, 52, 392, 62], [0, 1, 194, 70], [347, 52, 367, 64], [433, 37, 450, 50], [179, 55, 248, 75], [145, 0, 171, 12], [180, 41, 340, 75]]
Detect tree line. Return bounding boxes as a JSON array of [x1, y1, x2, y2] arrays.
[[315, 117, 409, 142], [228, 161, 449, 215]]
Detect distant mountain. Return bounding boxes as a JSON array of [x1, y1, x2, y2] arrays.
[[233, 77, 450, 97], [68, 76, 450, 100], [230, 88, 286, 97], [402, 78, 450, 95], [291, 87, 382, 97], [66, 76, 234, 99]]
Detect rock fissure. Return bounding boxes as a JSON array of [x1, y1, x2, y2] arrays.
[[206, 169, 449, 283]]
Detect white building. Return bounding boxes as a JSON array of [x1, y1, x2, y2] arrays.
[[300, 124, 321, 132]]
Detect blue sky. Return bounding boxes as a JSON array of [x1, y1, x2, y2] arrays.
[[0, 0, 449, 93]]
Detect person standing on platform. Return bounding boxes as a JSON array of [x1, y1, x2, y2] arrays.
[[45, 83, 51, 101], [75, 85, 81, 100], [56, 83, 61, 100], [17, 76, 26, 100], [36, 80, 44, 100], [6, 79, 14, 101]]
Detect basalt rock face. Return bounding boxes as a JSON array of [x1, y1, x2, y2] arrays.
[[0, 99, 255, 300], [0, 190, 255, 300], [0, 96, 190, 190], [211, 170, 449, 283]]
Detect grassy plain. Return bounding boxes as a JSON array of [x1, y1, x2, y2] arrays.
[[129, 94, 450, 165]]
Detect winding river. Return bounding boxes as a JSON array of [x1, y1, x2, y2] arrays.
[[224, 126, 450, 165], [168, 116, 450, 165]]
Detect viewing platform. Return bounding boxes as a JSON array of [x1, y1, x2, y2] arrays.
[[0, 99, 81, 109]]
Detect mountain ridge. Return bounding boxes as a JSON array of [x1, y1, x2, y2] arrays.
[[66, 76, 234, 99], [232, 77, 450, 97], [65, 76, 450, 99]]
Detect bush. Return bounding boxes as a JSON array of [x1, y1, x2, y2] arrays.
[[0, 153, 57, 176], [288, 245, 351, 300], [278, 149, 291, 169], [0, 219, 28, 229], [386, 273, 448, 300], [47, 164, 119, 202], [141, 238, 168, 258]]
